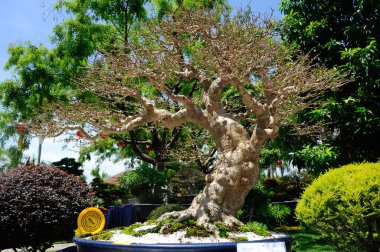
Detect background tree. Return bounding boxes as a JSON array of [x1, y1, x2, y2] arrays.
[[0, 0, 148, 169], [0, 0, 225, 174], [30, 8, 344, 230], [89, 166, 128, 207], [119, 162, 166, 203], [52, 157, 85, 178], [0, 110, 30, 169], [280, 0, 380, 167], [0, 148, 8, 173]]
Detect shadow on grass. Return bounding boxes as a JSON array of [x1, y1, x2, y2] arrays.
[[276, 226, 334, 252]]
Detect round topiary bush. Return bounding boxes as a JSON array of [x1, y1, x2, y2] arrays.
[[296, 162, 380, 252], [0, 164, 94, 251]]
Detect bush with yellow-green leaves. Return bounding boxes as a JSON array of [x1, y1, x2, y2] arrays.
[[296, 162, 380, 252]]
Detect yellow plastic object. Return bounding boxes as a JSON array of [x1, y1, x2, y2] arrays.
[[113, 241, 133, 245], [77, 207, 106, 235]]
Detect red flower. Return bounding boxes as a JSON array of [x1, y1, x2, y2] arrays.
[[117, 141, 127, 147], [100, 134, 107, 139], [145, 145, 152, 152], [15, 122, 27, 133], [76, 131, 85, 138], [276, 160, 283, 166]]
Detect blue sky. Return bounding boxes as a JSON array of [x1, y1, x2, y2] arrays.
[[0, 0, 281, 181]]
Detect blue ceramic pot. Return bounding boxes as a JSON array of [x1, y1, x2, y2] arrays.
[[74, 236, 292, 252]]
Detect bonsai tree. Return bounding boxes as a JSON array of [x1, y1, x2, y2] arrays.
[[30, 9, 344, 231]]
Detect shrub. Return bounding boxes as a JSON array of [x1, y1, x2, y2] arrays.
[[240, 181, 292, 225], [275, 172, 315, 201], [119, 163, 166, 202], [91, 177, 129, 207], [147, 204, 186, 220], [256, 203, 292, 225], [0, 164, 93, 251], [240, 221, 270, 236], [296, 162, 380, 252]]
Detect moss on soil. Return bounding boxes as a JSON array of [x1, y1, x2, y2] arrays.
[[91, 230, 113, 241], [232, 236, 248, 242]]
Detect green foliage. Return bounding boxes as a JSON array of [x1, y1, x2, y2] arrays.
[[52, 157, 84, 177], [240, 221, 270, 237], [0, 0, 227, 181], [236, 208, 247, 221], [276, 172, 315, 200], [232, 236, 248, 242], [0, 164, 93, 251], [120, 218, 211, 238], [280, 0, 380, 165], [162, 222, 186, 234], [147, 218, 177, 233], [147, 204, 186, 220], [90, 230, 113, 241], [259, 147, 282, 171], [119, 162, 165, 196], [291, 144, 338, 175], [91, 166, 108, 180], [0, 146, 24, 171], [214, 222, 231, 238], [296, 162, 380, 251], [257, 203, 292, 226], [120, 223, 146, 236], [286, 227, 334, 252], [185, 224, 212, 237], [91, 177, 128, 207], [153, 0, 228, 19], [0, 110, 31, 171], [90, 166, 128, 207], [241, 180, 293, 226]]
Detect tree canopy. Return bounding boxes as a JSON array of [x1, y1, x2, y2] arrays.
[[28, 7, 344, 229], [0, 0, 226, 171], [280, 0, 380, 166]]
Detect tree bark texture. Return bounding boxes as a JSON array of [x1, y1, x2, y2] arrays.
[[159, 115, 265, 228]]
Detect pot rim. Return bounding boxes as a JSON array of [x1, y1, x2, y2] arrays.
[[74, 235, 292, 249]]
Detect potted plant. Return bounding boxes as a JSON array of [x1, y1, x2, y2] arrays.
[[30, 5, 343, 252]]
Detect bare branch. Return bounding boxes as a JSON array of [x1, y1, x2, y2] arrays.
[[28, 9, 345, 154]]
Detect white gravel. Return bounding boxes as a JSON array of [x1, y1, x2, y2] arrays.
[[104, 225, 288, 244]]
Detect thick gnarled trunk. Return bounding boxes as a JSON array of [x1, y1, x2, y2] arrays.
[[189, 145, 259, 227], [159, 118, 263, 229]]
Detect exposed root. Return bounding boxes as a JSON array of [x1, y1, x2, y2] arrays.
[[157, 209, 194, 233], [155, 205, 243, 237]]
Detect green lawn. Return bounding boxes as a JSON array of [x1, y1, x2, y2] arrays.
[[277, 227, 334, 252]]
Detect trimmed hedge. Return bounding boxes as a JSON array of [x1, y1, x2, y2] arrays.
[[296, 162, 380, 252], [0, 165, 93, 251]]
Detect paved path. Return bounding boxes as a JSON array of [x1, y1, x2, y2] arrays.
[[47, 243, 76, 252], [2, 243, 76, 252]]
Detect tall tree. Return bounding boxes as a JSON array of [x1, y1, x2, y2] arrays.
[[30, 9, 344, 229], [0, 0, 148, 168], [280, 0, 380, 166], [0, 0, 225, 171]]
